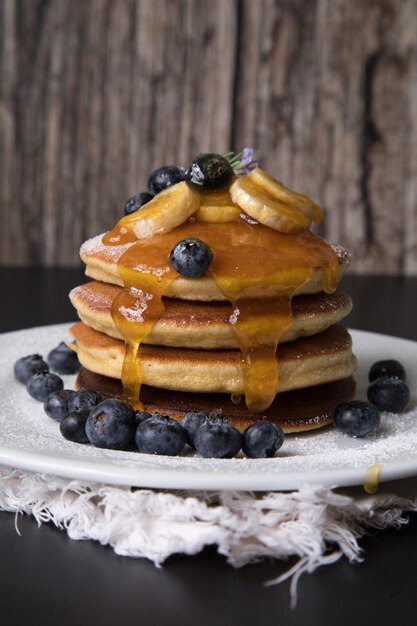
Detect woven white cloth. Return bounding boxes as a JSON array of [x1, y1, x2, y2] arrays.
[[1, 467, 416, 605]]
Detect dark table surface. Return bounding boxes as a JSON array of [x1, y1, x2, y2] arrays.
[[1, 268, 417, 626]]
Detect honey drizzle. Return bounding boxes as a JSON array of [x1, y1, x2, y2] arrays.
[[103, 213, 340, 412], [364, 464, 381, 494], [219, 297, 298, 412], [110, 253, 177, 408]]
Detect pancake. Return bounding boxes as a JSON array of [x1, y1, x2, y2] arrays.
[[70, 321, 357, 396], [70, 281, 353, 349], [71, 167, 358, 437], [81, 233, 351, 301], [76, 367, 356, 433]]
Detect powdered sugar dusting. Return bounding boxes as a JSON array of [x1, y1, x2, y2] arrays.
[[329, 242, 352, 268], [119, 290, 153, 323], [1, 324, 417, 490], [69, 284, 112, 312], [80, 233, 134, 262]]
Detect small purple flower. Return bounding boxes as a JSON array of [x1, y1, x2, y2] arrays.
[[224, 147, 260, 176], [241, 147, 256, 166]]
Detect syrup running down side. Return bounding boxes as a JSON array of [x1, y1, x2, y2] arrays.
[[103, 200, 340, 412]]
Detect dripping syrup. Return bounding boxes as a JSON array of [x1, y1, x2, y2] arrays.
[[103, 194, 339, 411]]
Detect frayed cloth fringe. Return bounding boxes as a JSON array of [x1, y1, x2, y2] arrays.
[[1, 467, 416, 605]]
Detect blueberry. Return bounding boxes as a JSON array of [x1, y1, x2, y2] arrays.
[[47, 342, 80, 375], [124, 192, 154, 216], [135, 414, 186, 456], [147, 166, 186, 195], [68, 389, 102, 413], [367, 377, 410, 413], [333, 401, 380, 437], [26, 371, 64, 402], [194, 418, 242, 458], [187, 154, 233, 190], [60, 410, 90, 444], [44, 389, 76, 421], [181, 411, 209, 447], [86, 399, 135, 449], [169, 238, 213, 278], [242, 421, 285, 458], [14, 354, 49, 384], [369, 359, 406, 383], [135, 410, 152, 425]]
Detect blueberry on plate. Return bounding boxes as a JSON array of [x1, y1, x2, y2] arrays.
[[187, 154, 234, 190], [170, 238, 213, 278], [47, 342, 80, 375], [367, 376, 410, 413], [60, 410, 90, 444], [14, 354, 49, 384], [135, 414, 186, 456], [193, 418, 242, 458], [86, 399, 135, 449], [333, 401, 380, 437], [148, 166, 186, 195], [124, 192, 154, 216], [44, 389, 76, 421], [68, 389, 102, 413], [135, 410, 152, 425], [368, 359, 406, 383], [242, 421, 284, 458], [26, 371, 64, 402], [181, 411, 209, 447]]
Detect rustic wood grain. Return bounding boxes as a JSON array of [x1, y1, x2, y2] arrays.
[[234, 0, 417, 274], [0, 0, 416, 273], [0, 0, 237, 266]]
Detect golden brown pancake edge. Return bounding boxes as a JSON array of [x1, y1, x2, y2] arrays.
[[70, 321, 357, 396], [70, 281, 353, 348], [80, 234, 351, 300]]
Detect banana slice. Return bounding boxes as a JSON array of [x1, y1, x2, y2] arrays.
[[196, 204, 241, 222], [195, 187, 241, 222], [249, 167, 323, 223], [230, 167, 323, 233], [199, 188, 235, 206], [121, 182, 200, 239]]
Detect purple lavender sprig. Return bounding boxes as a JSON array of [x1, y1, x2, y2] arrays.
[[223, 147, 260, 176]]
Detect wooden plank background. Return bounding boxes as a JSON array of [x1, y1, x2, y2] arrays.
[[1, 0, 416, 273]]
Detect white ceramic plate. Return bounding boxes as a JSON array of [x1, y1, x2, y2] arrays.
[[0, 323, 416, 491]]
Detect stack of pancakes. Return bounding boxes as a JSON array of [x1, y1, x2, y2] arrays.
[[70, 170, 357, 433]]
